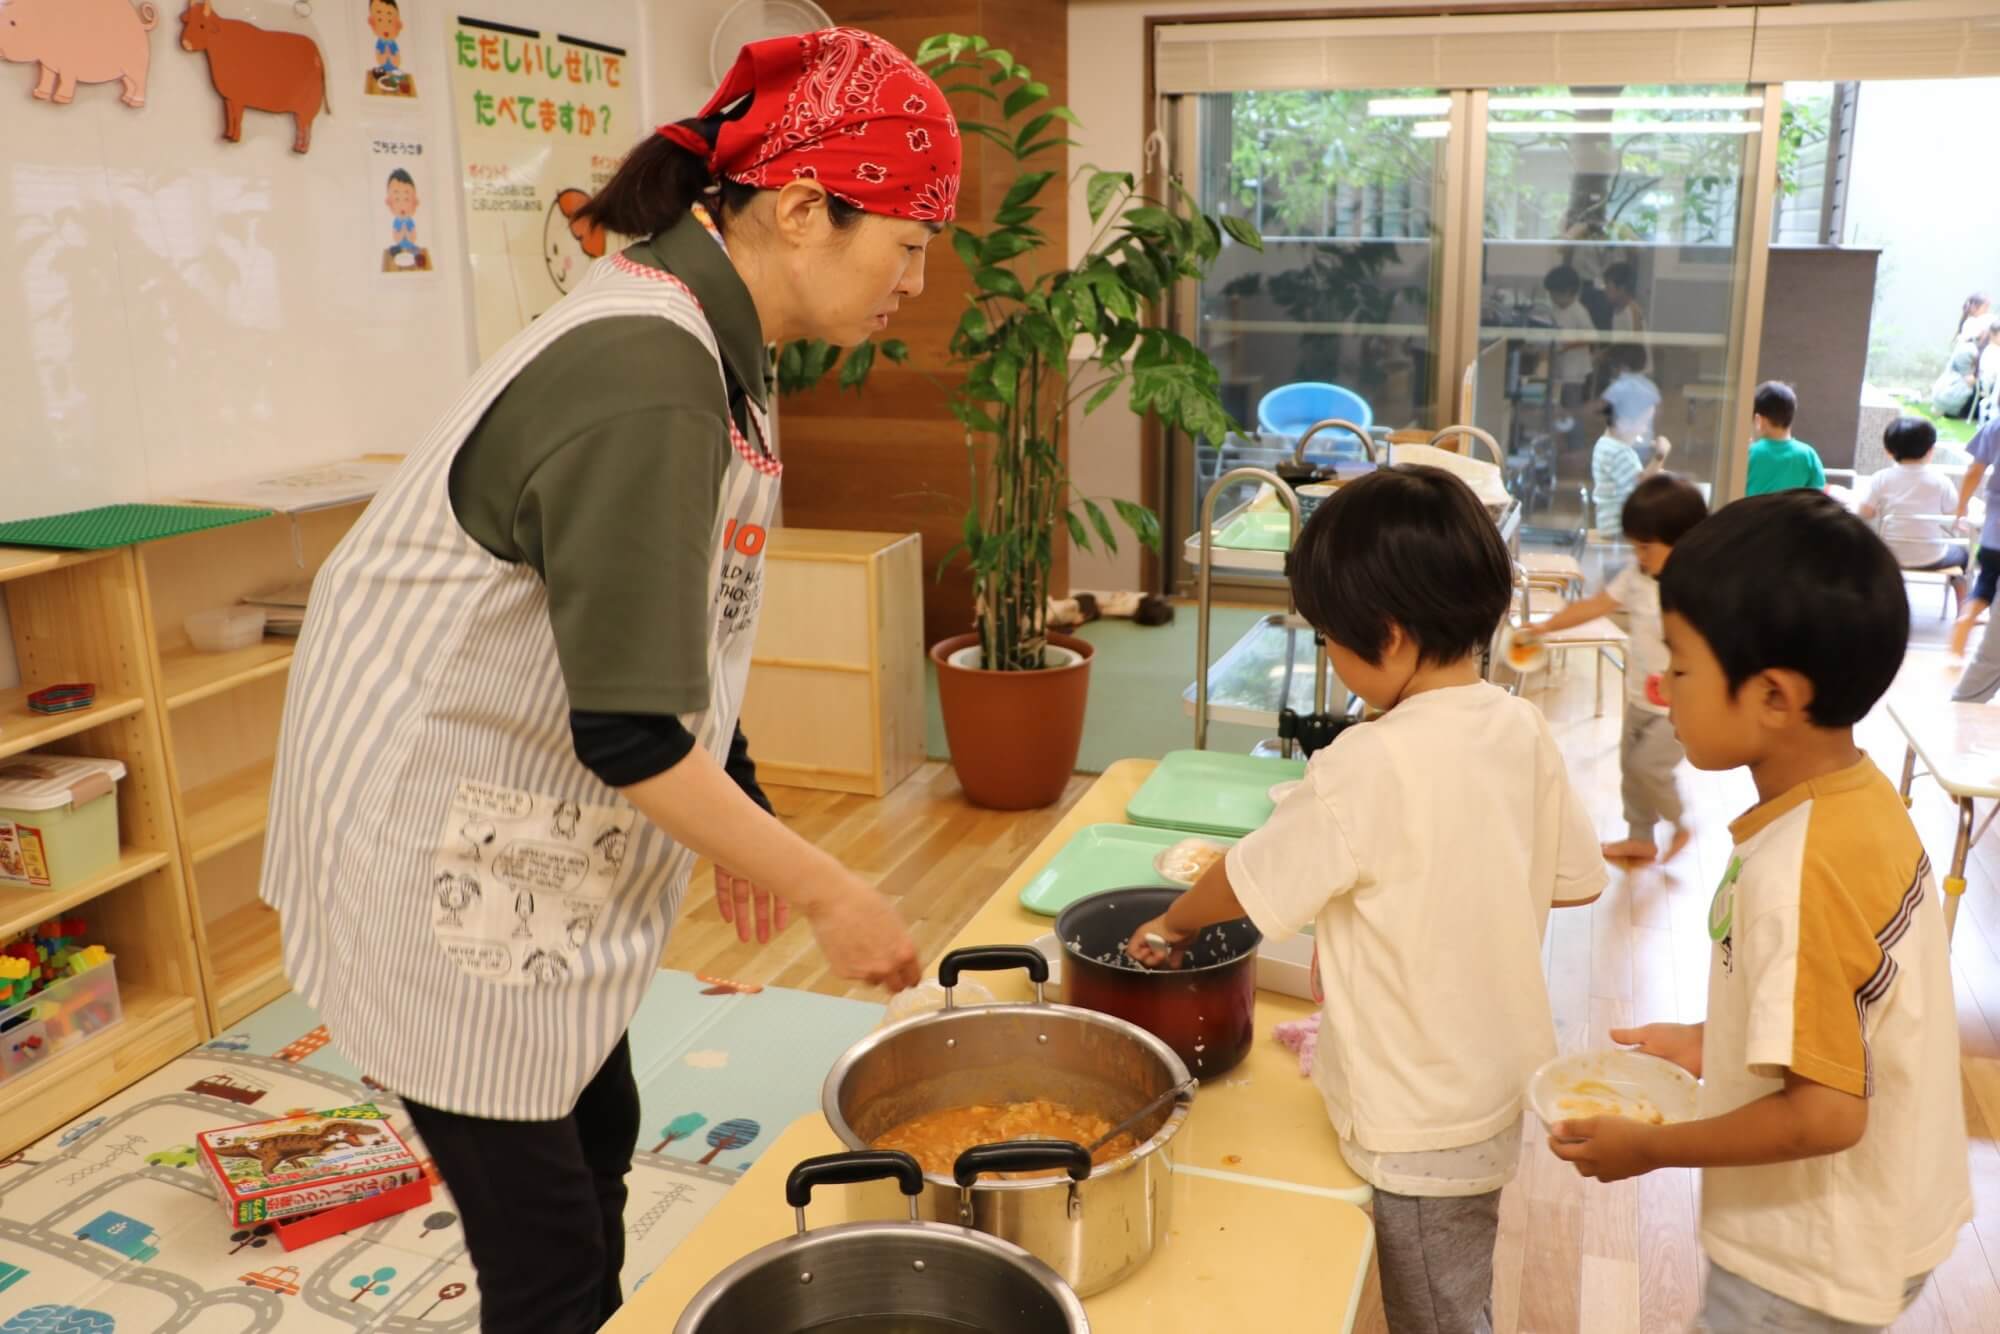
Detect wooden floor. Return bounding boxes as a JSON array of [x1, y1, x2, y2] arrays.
[[661, 651, 2000, 1333]]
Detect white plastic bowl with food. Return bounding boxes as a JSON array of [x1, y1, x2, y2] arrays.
[[1498, 623, 1548, 675], [1529, 1049, 1698, 1139], [1153, 837, 1228, 886]]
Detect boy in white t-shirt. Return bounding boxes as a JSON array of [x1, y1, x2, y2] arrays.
[[1128, 466, 1607, 1334], [1530, 474, 1708, 863], [1551, 491, 1971, 1331], [1858, 416, 1968, 590]]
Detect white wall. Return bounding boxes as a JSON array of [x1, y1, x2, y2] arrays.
[[1840, 78, 2000, 391], [0, 0, 659, 525]]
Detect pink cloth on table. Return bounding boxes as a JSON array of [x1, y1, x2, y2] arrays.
[[1273, 1017, 1317, 1075]]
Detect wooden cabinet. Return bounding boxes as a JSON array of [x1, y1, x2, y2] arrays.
[[739, 529, 926, 798], [0, 548, 206, 1155]]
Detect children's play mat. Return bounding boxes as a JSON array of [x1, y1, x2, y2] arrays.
[[0, 971, 884, 1331]]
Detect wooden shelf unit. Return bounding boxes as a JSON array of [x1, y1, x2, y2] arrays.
[[0, 548, 206, 1156], [136, 504, 368, 1035]]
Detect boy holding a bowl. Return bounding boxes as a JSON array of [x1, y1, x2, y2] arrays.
[[1128, 466, 1606, 1334], [1550, 492, 1970, 1331]]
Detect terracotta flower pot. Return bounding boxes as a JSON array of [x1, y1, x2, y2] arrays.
[[932, 631, 1094, 810]]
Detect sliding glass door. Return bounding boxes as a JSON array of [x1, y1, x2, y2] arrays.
[[1170, 81, 1772, 584]]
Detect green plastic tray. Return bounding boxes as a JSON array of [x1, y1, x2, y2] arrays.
[[1211, 508, 1294, 552], [0, 503, 272, 550], [1018, 823, 1236, 917], [1126, 749, 1308, 837]]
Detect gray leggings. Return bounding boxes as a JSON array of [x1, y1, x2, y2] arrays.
[[1695, 1262, 1932, 1332], [1622, 708, 1685, 842], [1372, 1188, 1501, 1334]]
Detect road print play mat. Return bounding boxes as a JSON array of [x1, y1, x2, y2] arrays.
[[0, 972, 882, 1331]]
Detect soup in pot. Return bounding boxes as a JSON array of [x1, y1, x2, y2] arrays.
[[872, 1099, 1136, 1177]]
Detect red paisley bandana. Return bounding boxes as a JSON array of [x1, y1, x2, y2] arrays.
[[657, 27, 960, 222]]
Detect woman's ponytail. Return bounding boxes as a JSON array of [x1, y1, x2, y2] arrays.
[[575, 135, 718, 238]]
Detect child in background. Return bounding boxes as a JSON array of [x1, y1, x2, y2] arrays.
[[1127, 466, 1606, 1334], [1602, 260, 1645, 337], [1857, 417, 1967, 607], [1950, 413, 2000, 657], [1530, 474, 1707, 863], [1743, 381, 1826, 496], [1551, 491, 1970, 1332], [1590, 397, 1671, 542], [1543, 264, 1597, 410]]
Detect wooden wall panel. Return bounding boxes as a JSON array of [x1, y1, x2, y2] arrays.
[[780, 0, 1070, 648]]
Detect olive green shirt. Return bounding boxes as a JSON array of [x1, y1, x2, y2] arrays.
[[448, 212, 770, 716]]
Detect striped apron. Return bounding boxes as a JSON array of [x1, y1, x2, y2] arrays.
[[260, 252, 780, 1120]]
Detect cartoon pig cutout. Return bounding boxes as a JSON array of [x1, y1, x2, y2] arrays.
[[0, 0, 160, 107]]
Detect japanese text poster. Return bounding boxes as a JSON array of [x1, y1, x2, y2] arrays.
[[450, 15, 632, 357]]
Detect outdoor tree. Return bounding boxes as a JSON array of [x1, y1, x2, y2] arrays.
[[699, 1118, 760, 1165], [654, 1112, 707, 1154], [348, 1266, 396, 1303]]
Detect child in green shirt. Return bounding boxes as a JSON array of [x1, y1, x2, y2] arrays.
[[1743, 381, 1827, 496]]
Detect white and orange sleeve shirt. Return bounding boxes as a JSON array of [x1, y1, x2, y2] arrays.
[[1699, 757, 1971, 1325]]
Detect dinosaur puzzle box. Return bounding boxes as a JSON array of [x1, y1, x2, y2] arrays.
[[196, 1103, 423, 1225]]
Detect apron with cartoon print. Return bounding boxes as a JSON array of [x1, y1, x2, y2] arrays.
[[260, 247, 780, 1119]]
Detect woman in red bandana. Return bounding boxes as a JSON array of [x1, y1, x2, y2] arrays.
[[259, 28, 957, 1334]]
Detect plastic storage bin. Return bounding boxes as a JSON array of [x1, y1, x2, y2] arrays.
[[0, 955, 121, 1085], [185, 606, 267, 653], [0, 756, 126, 890]]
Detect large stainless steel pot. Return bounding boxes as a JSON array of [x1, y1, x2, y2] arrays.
[[822, 946, 1194, 1297], [675, 1150, 1089, 1333]]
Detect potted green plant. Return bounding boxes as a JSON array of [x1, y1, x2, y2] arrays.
[[779, 32, 1259, 809]]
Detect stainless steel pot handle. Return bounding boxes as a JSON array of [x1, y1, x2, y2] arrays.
[[784, 1150, 924, 1235], [936, 945, 1049, 1009], [952, 1140, 1092, 1223]]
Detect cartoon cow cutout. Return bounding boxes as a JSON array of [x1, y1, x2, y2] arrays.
[[179, 0, 328, 153]]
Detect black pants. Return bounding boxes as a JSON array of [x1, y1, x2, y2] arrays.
[[403, 1036, 641, 1334]]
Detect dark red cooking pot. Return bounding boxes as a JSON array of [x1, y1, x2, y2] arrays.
[[1054, 887, 1260, 1078]]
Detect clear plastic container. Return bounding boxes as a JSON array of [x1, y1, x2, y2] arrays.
[[185, 606, 267, 653], [0, 955, 121, 1084]]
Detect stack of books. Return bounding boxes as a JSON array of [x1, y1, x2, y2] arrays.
[[242, 584, 311, 639]]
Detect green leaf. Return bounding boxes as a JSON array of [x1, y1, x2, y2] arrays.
[[1082, 498, 1117, 555], [1123, 205, 1174, 234], [1084, 375, 1124, 414], [1014, 112, 1058, 151], [1023, 312, 1067, 366], [1220, 214, 1265, 252], [981, 231, 1038, 264], [879, 338, 910, 364], [983, 49, 1015, 79], [938, 81, 1000, 102], [1086, 170, 1132, 222], [962, 122, 1019, 154], [777, 340, 804, 391], [948, 399, 1001, 435], [1114, 499, 1163, 552], [837, 339, 876, 392], [1001, 170, 1055, 210], [1064, 510, 1089, 551], [1002, 82, 1047, 120], [974, 267, 1026, 301], [950, 228, 983, 272], [955, 305, 989, 345], [995, 205, 1042, 227], [1099, 321, 1137, 365], [990, 348, 1021, 406], [1019, 136, 1081, 159]]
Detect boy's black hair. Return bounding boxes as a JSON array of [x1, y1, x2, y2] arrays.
[[387, 168, 415, 188], [1603, 261, 1636, 293], [1620, 473, 1707, 545], [1753, 380, 1797, 428], [1605, 343, 1647, 373], [1544, 264, 1581, 296], [1659, 490, 1907, 728], [1288, 465, 1512, 667], [374, 0, 400, 9], [1883, 415, 1938, 462]]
